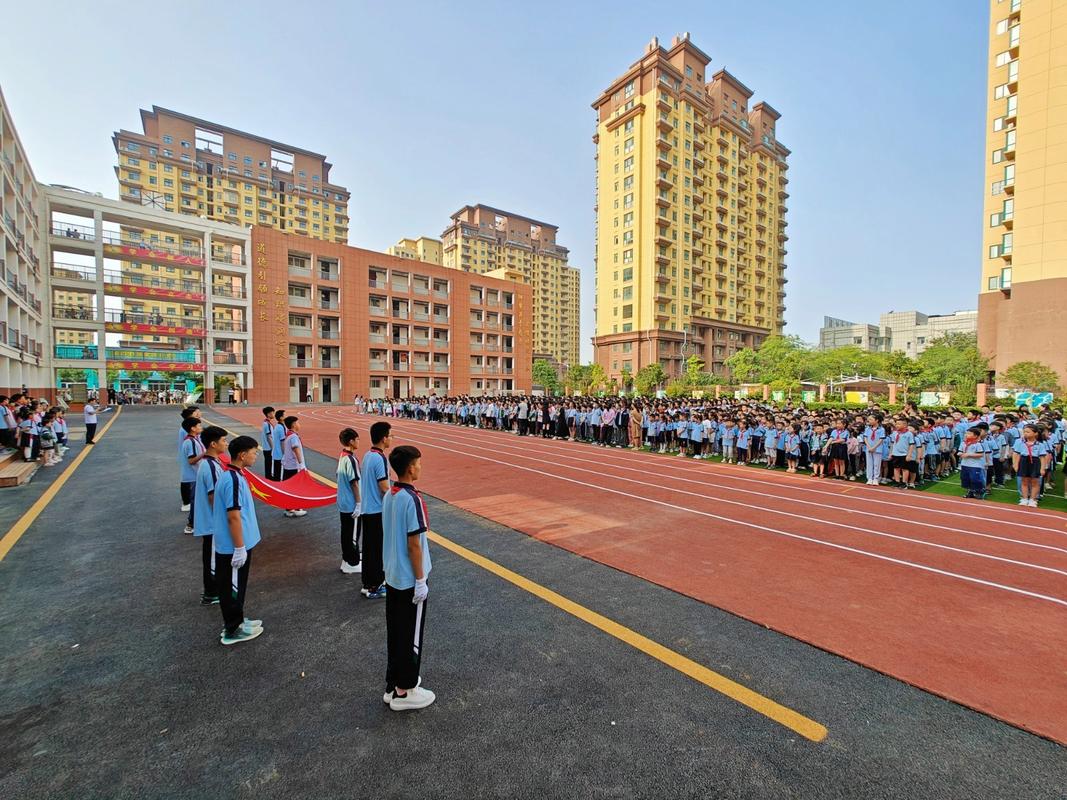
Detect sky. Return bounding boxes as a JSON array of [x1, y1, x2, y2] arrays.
[[0, 0, 990, 362]]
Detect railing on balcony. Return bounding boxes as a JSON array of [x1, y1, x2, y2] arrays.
[[319, 329, 340, 340], [51, 263, 96, 282], [369, 305, 386, 316], [290, 357, 312, 368], [103, 309, 204, 329], [212, 284, 248, 299], [53, 305, 98, 322], [433, 363, 448, 373], [289, 326, 312, 337], [211, 247, 246, 266], [212, 319, 248, 332], [320, 359, 340, 369], [369, 359, 386, 370], [319, 300, 339, 310], [369, 333, 386, 344], [51, 222, 96, 241], [213, 352, 248, 365], [289, 294, 312, 308]]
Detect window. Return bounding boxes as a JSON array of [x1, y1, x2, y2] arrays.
[[623, 212, 633, 227], [623, 156, 634, 172], [624, 119, 634, 133], [622, 267, 633, 281], [988, 276, 1000, 290], [995, 18, 1009, 35], [228, 152, 238, 161], [622, 286, 632, 300], [624, 80, 635, 98], [181, 140, 191, 149], [624, 137, 635, 153], [622, 304, 633, 319], [995, 51, 1011, 67], [162, 135, 172, 144], [244, 156, 252, 164]]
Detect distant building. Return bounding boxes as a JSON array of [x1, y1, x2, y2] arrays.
[[387, 236, 442, 265], [878, 310, 978, 356], [818, 310, 977, 355], [818, 317, 887, 352]]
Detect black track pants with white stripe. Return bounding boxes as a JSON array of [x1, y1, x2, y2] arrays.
[[385, 585, 426, 694]]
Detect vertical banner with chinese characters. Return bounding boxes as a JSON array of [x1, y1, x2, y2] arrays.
[[254, 241, 289, 364]]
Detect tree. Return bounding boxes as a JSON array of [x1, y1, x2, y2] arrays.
[[619, 367, 634, 394], [532, 359, 560, 393], [634, 363, 667, 395], [884, 350, 923, 398], [1002, 361, 1062, 393], [725, 348, 759, 383], [586, 363, 607, 395], [917, 332, 988, 403], [664, 378, 689, 398], [563, 364, 588, 395]]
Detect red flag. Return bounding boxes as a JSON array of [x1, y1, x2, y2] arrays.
[[218, 453, 336, 509]]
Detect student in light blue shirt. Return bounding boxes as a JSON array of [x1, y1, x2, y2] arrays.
[[180, 417, 205, 532], [193, 426, 227, 605], [177, 406, 201, 506], [212, 435, 263, 645], [337, 426, 363, 574], [360, 420, 393, 598], [381, 445, 435, 711], [957, 428, 988, 499], [270, 409, 286, 481], [721, 419, 738, 463], [260, 406, 276, 479]]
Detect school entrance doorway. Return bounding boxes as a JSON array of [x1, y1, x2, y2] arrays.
[[320, 376, 338, 403]]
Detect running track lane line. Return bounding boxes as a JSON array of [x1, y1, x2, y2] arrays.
[[205, 412, 829, 743], [0, 406, 123, 562]]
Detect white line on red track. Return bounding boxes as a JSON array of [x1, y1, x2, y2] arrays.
[[298, 408, 1067, 609]]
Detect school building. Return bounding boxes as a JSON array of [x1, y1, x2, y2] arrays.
[[978, 0, 1067, 382], [247, 227, 533, 402], [591, 33, 789, 383]]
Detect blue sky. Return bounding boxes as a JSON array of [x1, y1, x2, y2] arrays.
[[1, 0, 989, 361]]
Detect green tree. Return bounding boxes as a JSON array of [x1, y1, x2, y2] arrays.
[[664, 378, 689, 398], [563, 364, 588, 395], [586, 363, 607, 395], [634, 363, 667, 395], [1001, 361, 1062, 393], [884, 350, 923, 398], [532, 359, 560, 393], [619, 367, 634, 393], [725, 348, 760, 383], [917, 332, 989, 402]]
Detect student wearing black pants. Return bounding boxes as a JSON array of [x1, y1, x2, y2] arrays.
[[216, 550, 252, 634], [361, 513, 385, 594]]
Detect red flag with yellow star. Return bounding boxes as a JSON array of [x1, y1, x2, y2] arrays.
[[218, 453, 336, 509]]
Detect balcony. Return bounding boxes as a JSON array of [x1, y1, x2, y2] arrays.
[[289, 326, 313, 337], [51, 263, 96, 283], [214, 352, 248, 365], [319, 299, 340, 311], [52, 305, 98, 322], [212, 319, 248, 332], [369, 359, 386, 370], [50, 222, 96, 242], [104, 270, 206, 297], [288, 262, 312, 278], [433, 363, 449, 373], [320, 359, 340, 369], [212, 283, 248, 299], [320, 329, 341, 340], [369, 332, 386, 344], [104, 310, 206, 333], [369, 305, 387, 317], [211, 246, 245, 267]]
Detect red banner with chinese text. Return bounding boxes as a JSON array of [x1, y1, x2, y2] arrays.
[[107, 283, 205, 302], [108, 360, 206, 372], [104, 321, 207, 337], [104, 243, 206, 267]]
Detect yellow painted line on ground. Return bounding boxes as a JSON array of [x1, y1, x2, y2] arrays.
[[0, 406, 123, 562], [206, 411, 829, 742], [426, 529, 828, 742]]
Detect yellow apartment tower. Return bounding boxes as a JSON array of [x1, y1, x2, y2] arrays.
[[388, 236, 443, 265], [592, 34, 789, 382], [978, 0, 1067, 382], [112, 107, 350, 347], [441, 205, 580, 369]]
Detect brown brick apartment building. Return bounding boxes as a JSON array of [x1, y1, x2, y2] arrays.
[[248, 228, 532, 402]]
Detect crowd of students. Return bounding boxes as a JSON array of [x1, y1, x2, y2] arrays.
[[177, 406, 436, 712], [359, 394, 1064, 507], [0, 393, 76, 468]]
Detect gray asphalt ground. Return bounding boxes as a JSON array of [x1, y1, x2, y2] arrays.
[[1, 407, 1064, 800]]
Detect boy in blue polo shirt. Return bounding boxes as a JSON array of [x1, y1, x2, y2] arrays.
[[261, 406, 275, 479], [177, 406, 201, 510], [337, 427, 362, 575], [270, 409, 286, 481], [360, 421, 393, 599], [382, 444, 435, 711], [212, 435, 264, 646], [193, 426, 227, 605], [180, 417, 205, 534]]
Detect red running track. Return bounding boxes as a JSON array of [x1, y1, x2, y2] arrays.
[[220, 406, 1067, 744]]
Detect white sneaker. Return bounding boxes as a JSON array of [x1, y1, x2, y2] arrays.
[[340, 560, 362, 574], [389, 684, 435, 711], [290, 509, 307, 517], [383, 676, 421, 704], [1029, 499, 1039, 507], [181, 504, 191, 512], [183, 525, 194, 535], [1019, 499, 1028, 505]]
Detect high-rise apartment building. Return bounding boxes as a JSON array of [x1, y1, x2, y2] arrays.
[[0, 87, 47, 396], [978, 0, 1067, 381], [592, 34, 789, 382], [112, 107, 350, 348], [441, 205, 580, 368], [388, 236, 443, 265]]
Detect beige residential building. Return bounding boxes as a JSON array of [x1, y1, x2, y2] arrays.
[[441, 205, 580, 368], [388, 236, 443, 265], [978, 0, 1067, 381], [592, 34, 789, 382], [112, 107, 350, 346]]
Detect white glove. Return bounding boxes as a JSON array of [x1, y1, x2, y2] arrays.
[[298, 464, 307, 472], [231, 546, 248, 569], [352, 502, 362, 519], [413, 578, 428, 605]]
